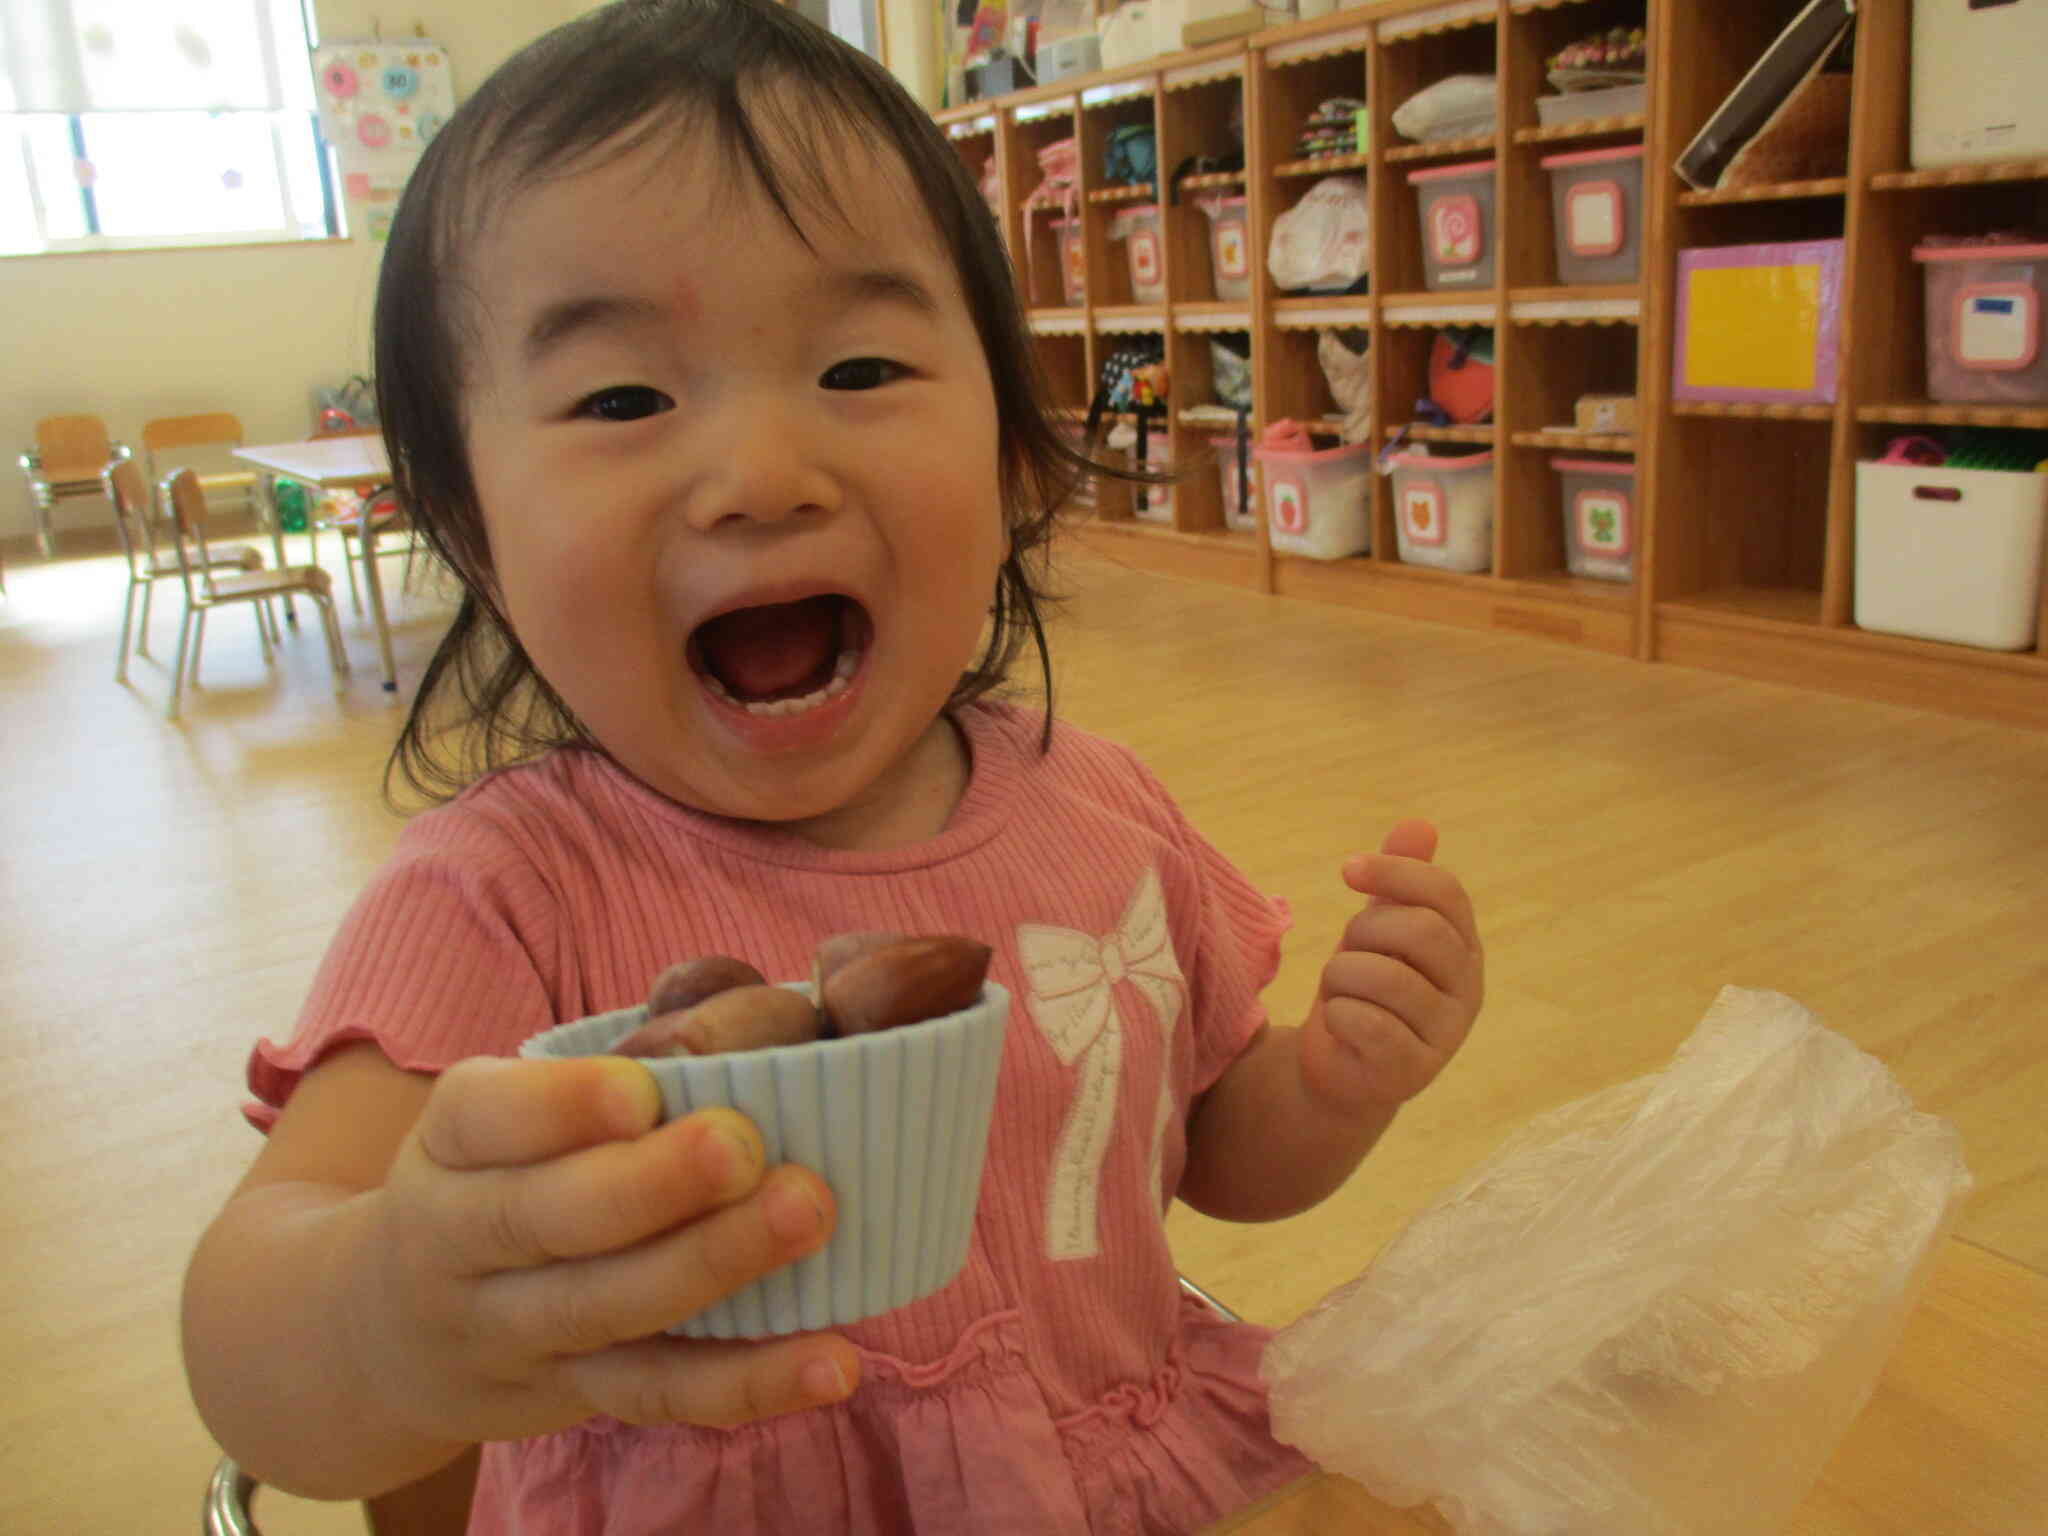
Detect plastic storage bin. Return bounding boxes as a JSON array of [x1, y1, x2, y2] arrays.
[[1551, 457, 1638, 581], [1854, 460, 2047, 651], [1911, 0, 2048, 169], [1540, 145, 1645, 285], [1407, 160, 1496, 292], [1914, 241, 2048, 405], [1389, 448, 1495, 572], [1212, 434, 1257, 532], [1051, 217, 1085, 307], [1257, 436, 1374, 559], [1129, 427, 1174, 525], [1201, 196, 1252, 302], [1113, 203, 1166, 305]]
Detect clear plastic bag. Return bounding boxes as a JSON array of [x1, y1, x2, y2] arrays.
[[1391, 74, 1499, 144], [1266, 175, 1369, 294], [1262, 987, 1972, 1536]]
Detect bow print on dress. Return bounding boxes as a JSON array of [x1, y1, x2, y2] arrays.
[[1018, 867, 1187, 1261]]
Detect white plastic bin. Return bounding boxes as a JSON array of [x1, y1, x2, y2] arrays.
[[1212, 434, 1257, 532], [1113, 203, 1167, 305], [1914, 241, 2048, 405], [1407, 160, 1496, 291], [1854, 460, 2047, 650], [1201, 196, 1252, 302], [1540, 144, 1645, 285], [1257, 436, 1374, 559], [1551, 456, 1638, 581], [1389, 448, 1494, 572], [1051, 216, 1086, 307], [1911, 0, 2048, 169]]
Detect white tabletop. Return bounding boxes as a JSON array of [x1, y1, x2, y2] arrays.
[[234, 436, 390, 487]]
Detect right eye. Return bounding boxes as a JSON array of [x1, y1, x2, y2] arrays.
[[575, 385, 674, 422]]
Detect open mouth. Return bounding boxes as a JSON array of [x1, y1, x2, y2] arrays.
[[687, 593, 871, 718]]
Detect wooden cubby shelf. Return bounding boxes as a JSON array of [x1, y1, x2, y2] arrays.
[[1512, 114, 1646, 145], [1386, 424, 1496, 444], [936, 0, 2048, 730], [1512, 429, 1638, 452], [1383, 134, 1498, 164], [1276, 152, 1373, 177], [1869, 158, 2048, 192], [1676, 177, 1847, 206], [1857, 404, 2048, 430]]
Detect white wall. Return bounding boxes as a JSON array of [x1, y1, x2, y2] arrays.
[[1, 0, 588, 543]]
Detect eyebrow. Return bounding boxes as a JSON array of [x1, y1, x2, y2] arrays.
[[521, 294, 666, 365], [519, 265, 944, 367]]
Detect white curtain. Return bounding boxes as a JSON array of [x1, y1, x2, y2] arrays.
[[0, 0, 314, 114]]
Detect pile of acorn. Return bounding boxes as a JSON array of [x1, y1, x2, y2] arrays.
[[611, 934, 994, 1058]]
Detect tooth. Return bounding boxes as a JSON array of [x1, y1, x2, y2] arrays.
[[835, 648, 861, 679]]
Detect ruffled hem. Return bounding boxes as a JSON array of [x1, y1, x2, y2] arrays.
[[243, 1026, 466, 1131], [471, 1301, 1310, 1535]]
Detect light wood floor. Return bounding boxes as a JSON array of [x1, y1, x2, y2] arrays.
[[3, 534, 2043, 1532]]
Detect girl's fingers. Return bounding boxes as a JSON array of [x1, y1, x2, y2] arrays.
[[423, 1108, 768, 1273], [561, 1330, 860, 1430], [475, 1164, 837, 1355], [1320, 948, 1447, 1042], [1332, 904, 1480, 1005], [416, 1056, 663, 1172], [1341, 855, 1481, 953], [1377, 817, 1439, 864]]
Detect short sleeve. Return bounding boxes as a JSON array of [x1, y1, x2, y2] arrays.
[[244, 813, 565, 1129], [1107, 749, 1291, 1098]]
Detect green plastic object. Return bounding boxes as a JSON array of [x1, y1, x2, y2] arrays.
[[1942, 428, 2048, 473], [273, 477, 308, 532]]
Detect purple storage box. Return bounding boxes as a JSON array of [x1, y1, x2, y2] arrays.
[[1674, 240, 1846, 406]]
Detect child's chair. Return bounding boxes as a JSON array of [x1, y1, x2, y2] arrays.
[[103, 458, 264, 683], [160, 468, 349, 719], [306, 424, 420, 615], [141, 414, 262, 525], [201, 1278, 1241, 1531], [17, 414, 125, 557]]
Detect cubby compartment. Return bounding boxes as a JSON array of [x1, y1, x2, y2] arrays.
[[945, 113, 1002, 226], [1159, 69, 1250, 306], [1654, 415, 1834, 626], [1081, 88, 1162, 312], [1256, 34, 1372, 306], [1376, 7, 1499, 300], [1500, 319, 1639, 584], [1010, 103, 1084, 313], [1168, 325, 1257, 536]]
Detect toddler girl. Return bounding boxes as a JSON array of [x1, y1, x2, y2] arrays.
[[182, 2, 1485, 1531]]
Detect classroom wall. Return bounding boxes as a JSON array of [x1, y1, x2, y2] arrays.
[[0, 0, 589, 545]]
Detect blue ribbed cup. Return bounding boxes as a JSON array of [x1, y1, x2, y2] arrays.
[[520, 982, 1009, 1338]]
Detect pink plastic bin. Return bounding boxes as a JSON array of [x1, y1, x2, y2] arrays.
[[1051, 217, 1086, 308], [1539, 144, 1645, 285], [1255, 436, 1374, 559], [1913, 240, 2048, 405], [1551, 456, 1638, 581], [1407, 160, 1496, 291], [1202, 196, 1253, 303], [1114, 203, 1167, 305]]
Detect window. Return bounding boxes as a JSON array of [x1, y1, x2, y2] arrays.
[[0, 0, 337, 255]]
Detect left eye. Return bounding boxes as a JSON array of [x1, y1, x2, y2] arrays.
[[820, 357, 906, 391]]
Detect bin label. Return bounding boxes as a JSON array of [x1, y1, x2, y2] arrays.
[[1271, 475, 1309, 536], [1566, 180, 1624, 259], [1955, 283, 2040, 372], [1214, 222, 1247, 280], [1402, 481, 1448, 546], [1573, 488, 1632, 557], [1429, 195, 1482, 269]]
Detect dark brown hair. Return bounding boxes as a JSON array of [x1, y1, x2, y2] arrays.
[[375, 0, 1095, 803]]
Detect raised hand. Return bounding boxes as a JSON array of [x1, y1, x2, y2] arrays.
[[1298, 818, 1485, 1120]]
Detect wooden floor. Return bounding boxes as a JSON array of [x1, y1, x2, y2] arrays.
[[3, 533, 2044, 1532]]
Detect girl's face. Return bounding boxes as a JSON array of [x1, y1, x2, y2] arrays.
[[459, 120, 1007, 848]]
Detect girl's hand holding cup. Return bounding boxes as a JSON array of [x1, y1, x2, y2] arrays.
[[355, 1054, 857, 1446]]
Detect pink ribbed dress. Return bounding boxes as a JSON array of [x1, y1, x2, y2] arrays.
[[248, 701, 1315, 1533]]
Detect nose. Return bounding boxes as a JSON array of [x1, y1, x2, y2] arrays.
[[682, 389, 841, 534]]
